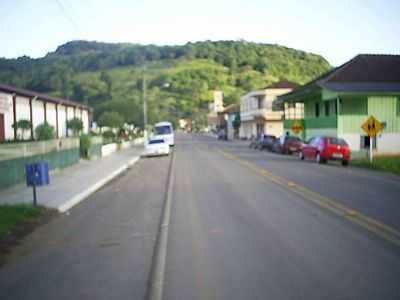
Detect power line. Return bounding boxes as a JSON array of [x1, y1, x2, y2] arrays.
[[54, 0, 83, 36]]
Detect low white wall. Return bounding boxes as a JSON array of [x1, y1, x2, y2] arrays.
[[101, 137, 144, 157], [376, 132, 400, 154], [340, 132, 400, 154], [133, 137, 144, 145], [101, 143, 117, 157]]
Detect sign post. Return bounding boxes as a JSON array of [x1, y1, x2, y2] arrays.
[[361, 115, 383, 163]]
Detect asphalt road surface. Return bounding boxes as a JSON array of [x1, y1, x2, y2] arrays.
[[1, 133, 400, 300], [0, 156, 170, 300], [163, 133, 400, 300]]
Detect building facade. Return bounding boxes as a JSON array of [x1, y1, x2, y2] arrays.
[[207, 90, 225, 131], [0, 83, 90, 141], [239, 80, 299, 139], [278, 54, 400, 154]]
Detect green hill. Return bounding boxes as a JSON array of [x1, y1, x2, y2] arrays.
[[0, 40, 331, 127]]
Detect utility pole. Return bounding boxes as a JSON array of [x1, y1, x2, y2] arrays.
[[142, 67, 148, 145]]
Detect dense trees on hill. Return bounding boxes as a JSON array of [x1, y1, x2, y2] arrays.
[[0, 40, 331, 128]]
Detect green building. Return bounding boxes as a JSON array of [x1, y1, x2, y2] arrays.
[[278, 54, 400, 155]]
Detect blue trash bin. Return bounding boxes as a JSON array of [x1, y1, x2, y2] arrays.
[[36, 162, 50, 185], [25, 164, 36, 187], [25, 162, 50, 186]]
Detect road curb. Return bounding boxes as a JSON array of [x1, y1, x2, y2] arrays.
[[56, 156, 140, 213], [146, 151, 175, 300]]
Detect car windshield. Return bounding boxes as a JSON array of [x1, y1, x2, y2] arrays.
[[149, 139, 164, 144], [328, 137, 348, 146], [154, 125, 172, 135]]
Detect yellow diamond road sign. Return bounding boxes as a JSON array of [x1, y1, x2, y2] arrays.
[[361, 115, 383, 137], [291, 121, 303, 134]]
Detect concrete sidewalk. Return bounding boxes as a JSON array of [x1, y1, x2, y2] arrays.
[[0, 146, 143, 212]]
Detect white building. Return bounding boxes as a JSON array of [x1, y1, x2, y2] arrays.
[[239, 80, 299, 139], [0, 83, 90, 141], [207, 90, 224, 130]]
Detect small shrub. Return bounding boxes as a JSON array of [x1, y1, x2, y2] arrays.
[[35, 122, 55, 141], [102, 130, 116, 145], [12, 119, 32, 140], [80, 134, 92, 158], [66, 118, 84, 136]]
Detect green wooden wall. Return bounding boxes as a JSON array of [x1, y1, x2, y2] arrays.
[[0, 148, 79, 189]]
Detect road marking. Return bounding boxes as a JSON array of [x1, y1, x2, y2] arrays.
[[146, 151, 175, 300], [219, 150, 400, 247]]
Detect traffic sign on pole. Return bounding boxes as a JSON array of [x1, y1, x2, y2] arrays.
[[291, 121, 303, 135], [361, 116, 383, 163], [361, 115, 383, 137]]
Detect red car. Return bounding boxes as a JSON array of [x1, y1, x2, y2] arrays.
[[299, 136, 351, 166]]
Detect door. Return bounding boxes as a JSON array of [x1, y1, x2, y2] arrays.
[[309, 137, 320, 158], [0, 113, 5, 141], [303, 137, 314, 158]]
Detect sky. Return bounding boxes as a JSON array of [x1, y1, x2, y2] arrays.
[[0, 0, 399, 66]]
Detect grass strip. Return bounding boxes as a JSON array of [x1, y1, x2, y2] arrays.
[[351, 156, 400, 176], [0, 204, 44, 238]]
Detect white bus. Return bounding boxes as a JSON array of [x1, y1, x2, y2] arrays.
[[153, 121, 174, 146]]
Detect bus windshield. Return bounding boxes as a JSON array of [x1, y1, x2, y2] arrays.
[[155, 125, 172, 135]]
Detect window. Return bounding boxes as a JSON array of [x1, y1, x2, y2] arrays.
[[328, 137, 347, 146], [315, 102, 320, 117], [154, 125, 172, 135], [325, 100, 337, 116], [324, 102, 330, 116], [149, 139, 165, 144], [330, 101, 338, 115], [360, 136, 376, 149]]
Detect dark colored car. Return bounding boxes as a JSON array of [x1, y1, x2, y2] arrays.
[[299, 136, 351, 166], [249, 136, 262, 148], [274, 136, 303, 154], [217, 129, 227, 140], [259, 135, 277, 151]]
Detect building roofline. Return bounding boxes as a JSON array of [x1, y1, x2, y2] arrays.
[[0, 83, 91, 110], [278, 54, 400, 101]]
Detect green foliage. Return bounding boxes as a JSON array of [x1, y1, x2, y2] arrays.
[[35, 122, 55, 141], [0, 204, 44, 238], [12, 119, 32, 140], [98, 111, 124, 128], [79, 134, 92, 158], [0, 40, 331, 127], [66, 117, 83, 136], [352, 156, 400, 176], [102, 130, 116, 144]]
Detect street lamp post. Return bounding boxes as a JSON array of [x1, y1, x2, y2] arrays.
[[142, 68, 148, 145]]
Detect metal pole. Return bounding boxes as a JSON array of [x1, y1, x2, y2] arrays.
[[369, 136, 373, 163], [32, 175, 37, 206], [142, 68, 148, 145]]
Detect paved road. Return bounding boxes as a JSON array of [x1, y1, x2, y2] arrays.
[[1, 133, 400, 300], [198, 134, 400, 230], [164, 133, 400, 300], [0, 156, 170, 300]]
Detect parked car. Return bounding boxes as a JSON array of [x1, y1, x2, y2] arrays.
[[299, 136, 351, 165], [259, 135, 277, 151], [144, 138, 170, 157], [273, 136, 303, 154], [249, 136, 262, 148], [217, 129, 227, 140]]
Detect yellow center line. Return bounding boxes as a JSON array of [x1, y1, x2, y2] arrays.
[[219, 149, 400, 247]]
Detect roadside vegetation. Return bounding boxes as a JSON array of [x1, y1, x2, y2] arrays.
[[0, 204, 45, 238], [351, 156, 400, 176]]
